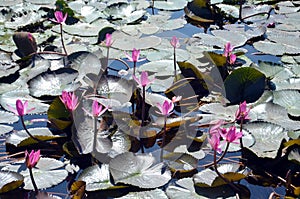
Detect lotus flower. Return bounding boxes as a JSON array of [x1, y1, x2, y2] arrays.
[[25, 150, 40, 169], [51, 11, 67, 24], [133, 71, 154, 87], [105, 33, 113, 47], [235, 101, 250, 121], [60, 91, 79, 111], [157, 100, 174, 116], [208, 134, 222, 154], [221, 126, 243, 144], [92, 100, 107, 117], [223, 42, 234, 57], [209, 120, 224, 137], [229, 54, 236, 65], [125, 48, 145, 63], [7, 99, 35, 116], [170, 36, 180, 48]]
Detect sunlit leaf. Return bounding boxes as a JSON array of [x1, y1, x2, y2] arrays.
[[0, 125, 13, 135], [273, 90, 300, 117], [0, 171, 23, 193], [109, 152, 171, 188], [119, 189, 168, 199], [0, 111, 18, 124]]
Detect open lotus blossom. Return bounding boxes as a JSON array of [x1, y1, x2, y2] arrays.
[[105, 33, 113, 47], [209, 120, 224, 137], [171, 96, 182, 103], [125, 48, 145, 63], [157, 100, 174, 116], [92, 100, 108, 117], [7, 99, 35, 116], [60, 91, 79, 111], [223, 42, 234, 57], [235, 101, 251, 121], [133, 71, 155, 87], [208, 134, 222, 154], [170, 36, 180, 48], [51, 11, 67, 24], [221, 126, 243, 144], [25, 150, 40, 169]]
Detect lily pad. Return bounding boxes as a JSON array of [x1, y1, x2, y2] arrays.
[[109, 152, 171, 188], [0, 171, 24, 193], [253, 41, 300, 56], [0, 111, 19, 124], [154, 0, 187, 11], [78, 164, 116, 191], [0, 52, 19, 78], [211, 30, 248, 48], [20, 157, 68, 190], [6, 127, 62, 147], [243, 122, 289, 158], [0, 125, 13, 135], [119, 189, 168, 199], [224, 67, 266, 104], [28, 68, 79, 97], [273, 90, 300, 117], [194, 163, 246, 187]]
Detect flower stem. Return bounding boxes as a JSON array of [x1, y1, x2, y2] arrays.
[[133, 61, 137, 76], [60, 23, 68, 55], [213, 150, 240, 193], [140, 86, 146, 153], [239, 117, 244, 149], [204, 142, 230, 168], [20, 116, 42, 143], [173, 48, 177, 81], [29, 168, 38, 194], [160, 115, 167, 162]]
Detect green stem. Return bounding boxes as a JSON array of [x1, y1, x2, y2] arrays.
[[140, 86, 146, 153], [60, 23, 68, 55], [239, 117, 244, 149], [20, 116, 42, 143], [160, 115, 167, 162], [239, 0, 243, 21], [29, 168, 38, 194], [133, 61, 137, 76], [204, 142, 230, 168], [173, 48, 177, 81]]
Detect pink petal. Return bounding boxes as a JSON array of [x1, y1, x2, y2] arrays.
[[16, 100, 24, 116]]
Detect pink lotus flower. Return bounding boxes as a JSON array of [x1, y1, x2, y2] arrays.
[[235, 101, 250, 121], [133, 71, 154, 87], [51, 11, 67, 24], [171, 96, 182, 103], [105, 33, 113, 47], [60, 91, 79, 111], [209, 120, 224, 137], [157, 100, 174, 116], [229, 54, 236, 65], [125, 48, 145, 63], [25, 150, 40, 169], [92, 100, 107, 117], [7, 99, 35, 116], [170, 36, 180, 48], [223, 42, 234, 57], [220, 126, 243, 144], [208, 134, 222, 154]]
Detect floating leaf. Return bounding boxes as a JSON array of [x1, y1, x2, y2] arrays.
[[273, 90, 300, 117], [78, 164, 116, 191], [254, 41, 300, 56], [6, 127, 62, 147], [211, 30, 248, 48], [0, 52, 19, 78], [194, 163, 246, 187], [243, 122, 289, 158], [166, 177, 201, 199], [70, 181, 86, 199], [0, 89, 49, 114], [109, 152, 171, 188], [154, 0, 187, 10], [216, 4, 239, 18], [224, 67, 266, 104], [20, 157, 68, 190], [119, 189, 168, 199], [164, 152, 198, 175], [47, 97, 72, 130], [28, 68, 79, 97], [0, 171, 24, 193], [288, 148, 300, 164], [184, 0, 214, 23], [0, 111, 18, 124], [0, 125, 13, 136]]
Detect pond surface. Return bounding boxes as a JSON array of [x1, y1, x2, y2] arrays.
[[0, 0, 300, 199]]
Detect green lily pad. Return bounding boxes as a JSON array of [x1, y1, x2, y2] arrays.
[[194, 163, 247, 187], [0, 171, 24, 193], [273, 90, 300, 117], [119, 189, 168, 199], [109, 152, 171, 188], [243, 122, 289, 158], [224, 67, 266, 104], [6, 127, 62, 147], [254, 41, 300, 56]]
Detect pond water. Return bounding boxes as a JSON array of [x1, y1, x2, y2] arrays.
[[0, 1, 300, 199]]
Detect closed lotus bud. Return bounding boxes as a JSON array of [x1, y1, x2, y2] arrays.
[[13, 32, 37, 57]]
